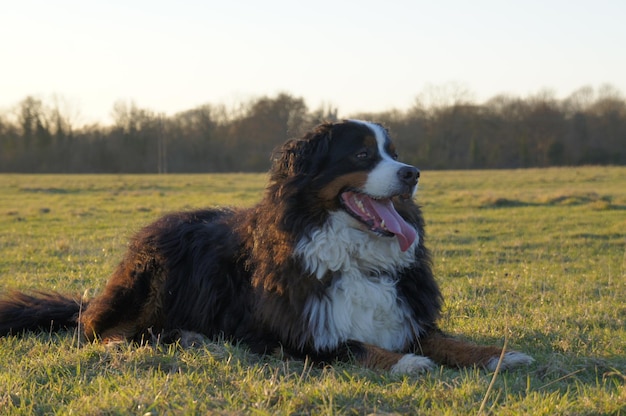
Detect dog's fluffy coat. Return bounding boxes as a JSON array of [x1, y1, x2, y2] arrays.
[[0, 120, 533, 373]]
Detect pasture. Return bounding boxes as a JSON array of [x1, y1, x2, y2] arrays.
[[0, 167, 625, 415]]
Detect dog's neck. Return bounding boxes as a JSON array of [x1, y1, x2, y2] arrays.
[[294, 210, 418, 280]]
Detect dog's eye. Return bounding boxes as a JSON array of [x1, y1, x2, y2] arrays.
[[391, 152, 399, 160], [356, 150, 369, 159]]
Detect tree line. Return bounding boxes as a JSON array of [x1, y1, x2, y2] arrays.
[[1, 85, 624, 173]]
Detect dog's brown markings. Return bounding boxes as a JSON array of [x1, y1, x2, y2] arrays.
[[362, 135, 377, 148], [80, 261, 133, 341], [81, 247, 166, 342], [357, 344, 406, 370], [317, 172, 368, 204], [99, 323, 138, 343], [137, 268, 167, 332], [418, 332, 504, 367]]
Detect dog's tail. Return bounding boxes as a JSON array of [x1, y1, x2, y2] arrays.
[[0, 291, 83, 336]]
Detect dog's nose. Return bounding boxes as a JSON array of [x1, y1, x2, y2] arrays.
[[397, 166, 419, 186]]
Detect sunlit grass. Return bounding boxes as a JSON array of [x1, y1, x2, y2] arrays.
[[0, 167, 625, 414]]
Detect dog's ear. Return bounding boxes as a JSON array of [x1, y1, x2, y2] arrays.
[[270, 122, 333, 182]]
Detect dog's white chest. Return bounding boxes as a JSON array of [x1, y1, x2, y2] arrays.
[[296, 211, 421, 351], [304, 272, 416, 351]]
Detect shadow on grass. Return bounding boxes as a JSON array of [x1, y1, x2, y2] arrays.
[[19, 187, 80, 194], [479, 193, 626, 210]]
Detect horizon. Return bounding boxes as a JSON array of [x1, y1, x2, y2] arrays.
[[2, 83, 625, 130]]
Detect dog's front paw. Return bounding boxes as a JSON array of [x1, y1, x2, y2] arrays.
[[390, 354, 435, 374], [486, 351, 534, 371]]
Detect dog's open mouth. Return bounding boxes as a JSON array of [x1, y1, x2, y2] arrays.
[[340, 191, 417, 252]]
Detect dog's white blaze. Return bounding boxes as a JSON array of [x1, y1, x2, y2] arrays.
[[296, 211, 422, 351], [352, 120, 417, 199]]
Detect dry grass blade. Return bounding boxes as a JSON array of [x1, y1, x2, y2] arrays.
[[478, 336, 508, 414]]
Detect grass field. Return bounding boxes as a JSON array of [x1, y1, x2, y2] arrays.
[[0, 167, 625, 415]]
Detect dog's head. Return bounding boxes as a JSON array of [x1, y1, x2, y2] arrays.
[[271, 120, 419, 251]]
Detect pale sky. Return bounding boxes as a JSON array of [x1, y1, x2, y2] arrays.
[[2, 0, 625, 126]]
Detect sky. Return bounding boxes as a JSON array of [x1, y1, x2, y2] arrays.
[[1, 0, 625, 126]]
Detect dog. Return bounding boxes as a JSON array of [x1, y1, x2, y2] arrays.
[[0, 120, 533, 374]]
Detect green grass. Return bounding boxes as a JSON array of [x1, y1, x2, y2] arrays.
[[1, 167, 625, 415]]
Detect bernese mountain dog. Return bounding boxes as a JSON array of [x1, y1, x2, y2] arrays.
[[0, 120, 533, 374]]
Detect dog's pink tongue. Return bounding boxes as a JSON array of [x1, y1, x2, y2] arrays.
[[368, 198, 417, 252]]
